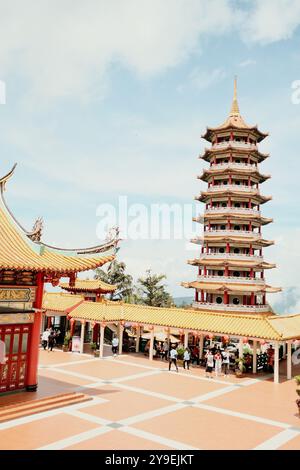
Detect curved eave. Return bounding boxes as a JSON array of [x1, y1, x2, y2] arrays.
[[197, 214, 273, 226], [196, 191, 272, 205], [200, 147, 269, 162], [60, 281, 117, 294], [191, 236, 274, 247], [201, 125, 268, 143], [182, 280, 281, 294], [198, 170, 271, 183]]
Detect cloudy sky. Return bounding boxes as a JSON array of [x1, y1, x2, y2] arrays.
[[1, 0, 300, 311]]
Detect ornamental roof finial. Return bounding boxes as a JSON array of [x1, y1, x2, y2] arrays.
[[230, 75, 240, 116]]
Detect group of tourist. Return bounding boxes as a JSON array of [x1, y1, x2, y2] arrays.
[[41, 327, 61, 352]]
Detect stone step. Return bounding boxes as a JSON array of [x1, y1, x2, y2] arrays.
[[0, 392, 92, 423]]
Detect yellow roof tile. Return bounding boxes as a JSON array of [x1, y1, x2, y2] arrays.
[[60, 279, 116, 293], [42, 292, 84, 313], [67, 301, 300, 341]]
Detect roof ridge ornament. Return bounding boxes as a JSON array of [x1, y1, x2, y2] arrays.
[[230, 76, 240, 116], [0, 163, 17, 190], [28, 216, 43, 242]]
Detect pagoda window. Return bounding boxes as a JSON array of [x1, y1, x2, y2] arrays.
[[234, 225, 240, 230], [224, 159, 228, 163], [218, 270, 223, 276], [221, 202, 227, 207], [236, 159, 240, 163], [234, 202, 240, 208], [233, 271, 240, 277], [223, 181, 227, 185], [235, 181, 240, 185], [233, 248, 240, 254], [219, 247, 225, 253], [216, 296, 223, 304], [220, 225, 226, 230], [232, 298, 240, 305]]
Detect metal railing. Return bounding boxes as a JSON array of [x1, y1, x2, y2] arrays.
[[198, 253, 263, 261], [196, 275, 265, 284]]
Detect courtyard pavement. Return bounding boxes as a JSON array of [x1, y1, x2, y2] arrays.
[[0, 347, 300, 450]]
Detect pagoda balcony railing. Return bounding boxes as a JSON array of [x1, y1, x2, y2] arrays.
[[192, 301, 270, 313], [198, 253, 263, 261], [196, 274, 265, 284], [207, 184, 258, 193], [212, 142, 257, 151], [204, 229, 262, 238], [210, 162, 257, 171], [204, 207, 261, 216]]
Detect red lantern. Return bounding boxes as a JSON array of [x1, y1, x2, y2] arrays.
[[100, 322, 106, 328], [51, 277, 60, 287], [91, 321, 96, 328], [120, 321, 125, 327], [164, 327, 170, 334], [223, 335, 229, 343], [260, 340, 266, 345], [148, 325, 154, 331], [207, 333, 213, 340], [70, 318, 75, 325], [242, 337, 248, 344], [179, 329, 184, 335], [80, 320, 85, 326]]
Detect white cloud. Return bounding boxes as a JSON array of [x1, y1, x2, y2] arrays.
[[184, 67, 227, 91], [242, 0, 300, 44], [0, 0, 238, 102], [239, 59, 256, 67]]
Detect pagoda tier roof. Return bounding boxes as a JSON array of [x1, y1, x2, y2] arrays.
[[0, 165, 117, 274], [42, 292, 84, 313], [67, 300, 300, 341], [200, 146, 269, 163], [194, 214, 273, 226], [187, 258, 276, 270], [193, 235, 274, 247], [60, 279, 117, 293], [182, 281, 281, 294], [196, 190, 271, 205], [201, 79, 268, 143], [199, 168, 270, 184]]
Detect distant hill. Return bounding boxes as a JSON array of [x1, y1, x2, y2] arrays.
[[173, 296, 193, 307]]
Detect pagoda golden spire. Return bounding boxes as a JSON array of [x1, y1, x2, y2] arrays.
[[230, 76, 240, 116]]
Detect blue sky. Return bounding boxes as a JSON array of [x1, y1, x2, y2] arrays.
[[0, 0, 300, 311]]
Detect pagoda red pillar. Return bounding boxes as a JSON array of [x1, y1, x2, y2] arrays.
[[26, 272, 45, 391]]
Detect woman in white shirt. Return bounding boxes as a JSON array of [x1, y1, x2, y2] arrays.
[[205, 350, 214, 378], [168, 346, 179, 372], [183, 348, 190, 370]]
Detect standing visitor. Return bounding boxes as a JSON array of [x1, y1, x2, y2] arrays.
[[205, 350, 214, 378], [163, 339, 169, 361], [183, 348, 190, 370], [41, 328, 50, 350], [169, 345, 179, 372], [222, 347, 230, 377], [214, 350, 222, 377], [112, 335, 119, 357], [47, 331, 55, 352]]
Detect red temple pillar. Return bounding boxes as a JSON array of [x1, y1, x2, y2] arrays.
[[250, 292, 255, 305], [201, 290, 204, 302], [93, 323, 99, 343], [224, 291, 229, 304], [26, 272, 45, 391]]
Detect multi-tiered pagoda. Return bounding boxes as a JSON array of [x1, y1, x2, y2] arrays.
[[183, 79, 281, 314]]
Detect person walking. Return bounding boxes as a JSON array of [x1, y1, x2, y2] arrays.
[[205, 350, 214, 378], [162, 339, 169, 361], [47, 331, 55, 352], [112, 335, 119, 357], [222, 347, 230, 377], [41, 328, 50, 350], [169, 345, 178, 372], [214, 350, 222, 377], [183, 348, 190, 370]]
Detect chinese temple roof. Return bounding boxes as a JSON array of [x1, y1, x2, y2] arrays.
[[42, 292, 84, 313], [60, 279, 117, 293], [0, 165, 117, 274], [202, 78, 268, 142], [67, 300, 300, 341]]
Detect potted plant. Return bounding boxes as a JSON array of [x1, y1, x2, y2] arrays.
[[176, 347, 185, 366], [235, 357, 246, 378], [90, 342, 99, 357], [295, 375, 300, 415], [63, 331, 71, 352]]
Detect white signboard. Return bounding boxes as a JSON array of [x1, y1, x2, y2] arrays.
[[72, 336, 81, 353]]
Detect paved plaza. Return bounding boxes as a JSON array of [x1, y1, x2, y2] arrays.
[[0, 348, 300, 450]]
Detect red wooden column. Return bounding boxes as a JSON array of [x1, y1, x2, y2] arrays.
[[26, 272, 45, 391]]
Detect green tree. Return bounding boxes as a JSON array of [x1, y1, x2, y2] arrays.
[[135, 269, 174, 307], [94, 260, 133, 301]]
